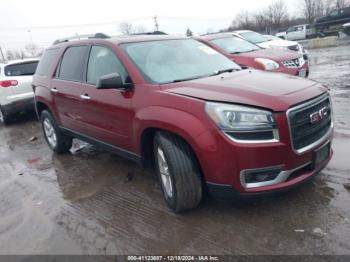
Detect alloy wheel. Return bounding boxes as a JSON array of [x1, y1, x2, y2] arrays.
[[157, 146, 174, 198], [43, 118, 57, 148]]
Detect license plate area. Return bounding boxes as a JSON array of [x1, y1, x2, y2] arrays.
[[313, 142, 330, 168], [298, 69, 306, 77]]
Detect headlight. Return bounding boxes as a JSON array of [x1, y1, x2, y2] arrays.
[[205, 102, 279, 143], [254, 58, 280, 71]]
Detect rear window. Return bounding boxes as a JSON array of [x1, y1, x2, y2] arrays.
[[36, 48, 60, 76], [5, 61, 38, 76], [58, 46, 89, 82]]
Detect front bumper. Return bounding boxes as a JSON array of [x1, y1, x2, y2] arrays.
[[206, 149, 332, 200], [193, 106, 333, 199], [277, 62, 309, 78]]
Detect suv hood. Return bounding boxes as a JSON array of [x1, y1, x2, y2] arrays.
[[258, 39, 297, 48], [229, 48, 300, 62], [161, 70, 327, 112]]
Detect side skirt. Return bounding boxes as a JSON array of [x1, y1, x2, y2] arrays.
[[60, 127, 142, 164]]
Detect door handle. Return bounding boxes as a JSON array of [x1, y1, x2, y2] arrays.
[[50, 87, 58, 93], [80, 94, 91, 100]]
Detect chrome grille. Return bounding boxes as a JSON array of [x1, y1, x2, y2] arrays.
[[287, 94, 332, 154], [283, 57, 305, 68]]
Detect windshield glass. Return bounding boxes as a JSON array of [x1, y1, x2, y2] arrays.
[[211, 36, 260, 54], [263, 35, 279, 41], [122, 39, 240, 84], [239, 31, 270, 44]]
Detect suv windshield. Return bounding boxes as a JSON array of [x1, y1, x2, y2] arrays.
[[122, 39, 240, 84], [239, 32, 270, 44], [211, 36, 260, 54]]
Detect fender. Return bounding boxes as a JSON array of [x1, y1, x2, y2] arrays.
[[134, 106, 211, 153]]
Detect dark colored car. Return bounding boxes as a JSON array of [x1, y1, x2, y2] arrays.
[[315, 7, 350, 26], [33, 35, 333, 212], [196, 34, 309, 77]]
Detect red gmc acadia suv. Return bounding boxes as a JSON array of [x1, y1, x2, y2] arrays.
[[33, 35, 333, 212]]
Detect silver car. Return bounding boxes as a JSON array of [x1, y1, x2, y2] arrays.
[[0, 59, 39, 125]]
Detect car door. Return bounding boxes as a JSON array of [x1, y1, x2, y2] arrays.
[[79, 45, 133, 151], [285, 27, 296, 40], [294, 26, 305, 40], [51, 45, 90, 132]]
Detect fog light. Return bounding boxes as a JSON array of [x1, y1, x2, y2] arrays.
[[244, 168, 281, 184]]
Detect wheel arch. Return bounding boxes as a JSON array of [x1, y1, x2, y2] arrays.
[[140, 127, 206, 186]]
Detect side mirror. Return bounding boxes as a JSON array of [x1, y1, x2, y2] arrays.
[[97, 73, 127, 90]]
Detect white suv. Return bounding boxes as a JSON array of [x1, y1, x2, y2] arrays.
[[0, 59, 39, 125], [232, 30, 308, 60]]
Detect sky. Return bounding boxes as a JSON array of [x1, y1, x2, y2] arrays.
[[0, 0, 301, 53]]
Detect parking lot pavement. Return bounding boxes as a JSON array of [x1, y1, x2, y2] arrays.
[[0, 45, 350, 256]]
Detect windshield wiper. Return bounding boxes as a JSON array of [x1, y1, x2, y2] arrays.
[[171, 68, 239, 83], [210, 68, 239, 76], [171, 76, 204, 83]]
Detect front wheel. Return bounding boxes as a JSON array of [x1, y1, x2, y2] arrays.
[[41, 110, 72, 154], [154, 132, 202, 213]]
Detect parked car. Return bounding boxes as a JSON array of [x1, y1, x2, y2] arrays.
[[232, 30, 308, 60], [0, 59, 39, 124], [197, 33, 309, 77], [314, 7, 350, 37], [33, 34, 333, 212], [315, 7, 350, 27], [276, 24, 315, 40], [343, 22, 350, 35]]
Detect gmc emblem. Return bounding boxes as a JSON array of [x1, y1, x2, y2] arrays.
[[310, 106, 328, 124]]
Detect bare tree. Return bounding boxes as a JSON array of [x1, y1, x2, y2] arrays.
[[301, 0, 338, 23], [119, 22, 134, 35], [336, 0, 350, 8], [25, 43, 40, 57], [119, 22, 148, 35], [186, 28, 193, 37], [265, 0, 289, 30], [135, 25, 148, 34], [6, 50, 15, 60]]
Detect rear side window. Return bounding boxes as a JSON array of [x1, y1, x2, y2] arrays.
[[58, 46, 89, 82], [87, 46, 127, 85], [5, 62, 38, 76], [36, 48, 60, 76]]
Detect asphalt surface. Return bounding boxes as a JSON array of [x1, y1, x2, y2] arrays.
[[0, 44, 349, 256]]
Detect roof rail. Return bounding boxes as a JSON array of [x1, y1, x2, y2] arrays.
[[53, 33, 110, 45], [199, 31, 228, 36], [128, 31, 168, 36]]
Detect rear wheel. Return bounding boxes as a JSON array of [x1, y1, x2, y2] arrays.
[[0, 107, 10, 125], [154, 132, 202, 213], [41, 110, 72, 153]]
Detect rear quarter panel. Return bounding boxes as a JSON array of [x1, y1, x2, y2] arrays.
[[0, 65, 14, 106]]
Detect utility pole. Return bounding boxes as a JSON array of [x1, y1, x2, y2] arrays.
[[27, 29, 34, 45], [153, 16, 159, 31], [0, 46, 5, 61]]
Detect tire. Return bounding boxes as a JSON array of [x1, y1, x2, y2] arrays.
[[154, 131, 202, 213], [41, 110, 72, 154], [0, 106, 10, 125]]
